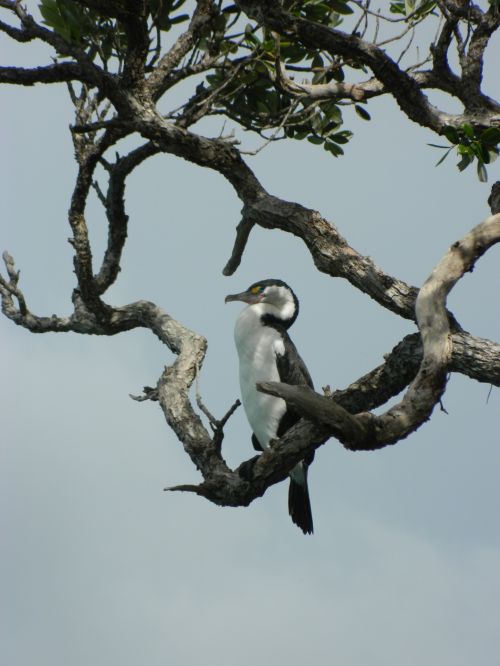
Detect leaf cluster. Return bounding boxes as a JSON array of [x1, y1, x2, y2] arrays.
[[34, 0, 498, 174], [201, 9, 368, 153], [38, 0, 362, 155], [431, 125, 500, 182], [39, 0, 190, 67]]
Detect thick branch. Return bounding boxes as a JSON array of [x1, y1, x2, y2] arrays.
[[238, 198, 419, 320], [0, 62, 98, 86], [361, 212, 500, 443], [258, 213, 500, 452], [119, 0, 150, 90], [125, 112, 264, 204]]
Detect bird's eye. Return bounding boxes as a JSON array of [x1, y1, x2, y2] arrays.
[[250, 285, 263, 294]]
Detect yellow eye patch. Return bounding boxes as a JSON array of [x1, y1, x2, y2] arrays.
[[250, 285, 262, 294]]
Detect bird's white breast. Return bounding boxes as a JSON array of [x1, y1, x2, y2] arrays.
[[234, 305, 286, 449]]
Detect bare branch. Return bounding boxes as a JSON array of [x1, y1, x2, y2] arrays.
[[222, 213, 256, 276], [0, 16, 34, 42], [0, 252, 74, 333], [0, 251, 27, 315], [275, 60, 365, 102], [94, 141, 161, 294]]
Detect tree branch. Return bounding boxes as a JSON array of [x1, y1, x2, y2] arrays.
[[235, 0, 499, 133], [258, 212, 500, 452], [147, 0, 216, 101], [237, 197, 420, 320], [0, 62, 99, 86], [235, 1, 448, 133], [94, 141, 161, 294]]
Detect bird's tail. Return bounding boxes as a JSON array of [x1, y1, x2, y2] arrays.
[[288, 466, 314, 535]]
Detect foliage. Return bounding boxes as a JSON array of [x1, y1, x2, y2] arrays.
[[430, 126, 500, 183], [39, 0, 190, 65], [37, 0, 364, 155], [31, 0, 500, 175]]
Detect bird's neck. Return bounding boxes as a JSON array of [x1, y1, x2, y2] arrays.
[[242, 302, 293, 329]]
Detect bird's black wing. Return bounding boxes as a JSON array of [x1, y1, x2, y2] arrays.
[[275, 331, 314, 460], [275, 331, 314, 390]]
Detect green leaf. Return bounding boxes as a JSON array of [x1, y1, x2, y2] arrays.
[[443, 126, 460, 144], [434, 146, 453, 167], [404, 0, 416, 15], [294, 129, 310, 140], [477, 161, 488, 182], [461, 123, 474, 139], [311, 53, 324, 69], [474, 141, 490, 164], [328, 0, 354, 14], [280, 43, 308, 63], [322, 120, 340, 137], [256, 101, 269, 115], [322, 102, 342, 124], [328, 12, 344, 28], [39, 1, 66, 34], [354, 104, 371, 121], [329, 130, 352, 144], [308, 135, 324, 145], [457, 153, 473, 172], [311, 113, 323, 133], [390, 2, 406, 15], [488, 149, 499, 164], [479, 127, 500, 148], [457, 143, 473, 157], [324, 141, 344, 156]]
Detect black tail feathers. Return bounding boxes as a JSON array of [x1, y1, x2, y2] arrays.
[[288, 477, 314, 535]]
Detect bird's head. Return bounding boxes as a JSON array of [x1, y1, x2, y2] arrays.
[[225, 279, 299, 328]]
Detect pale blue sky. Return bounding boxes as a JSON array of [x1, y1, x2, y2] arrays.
[[1, 10, 500, 666]]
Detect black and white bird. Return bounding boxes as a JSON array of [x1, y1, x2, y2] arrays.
[[225, 279, 314, 535]]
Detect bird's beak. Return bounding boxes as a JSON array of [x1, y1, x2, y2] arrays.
[[225, 290, 258, 304]]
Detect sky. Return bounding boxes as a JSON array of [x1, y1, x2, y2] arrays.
[[1, 7, 500, 666]]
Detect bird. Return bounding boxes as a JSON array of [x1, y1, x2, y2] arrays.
[[225, 279, 314, 534]]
